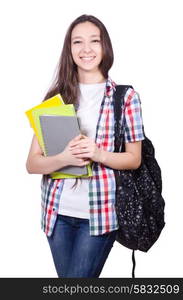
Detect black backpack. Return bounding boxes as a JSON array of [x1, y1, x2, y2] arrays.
[[113, 85, 165, 277]]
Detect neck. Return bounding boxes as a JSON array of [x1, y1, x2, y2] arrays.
[[78, 70, 106, 84]]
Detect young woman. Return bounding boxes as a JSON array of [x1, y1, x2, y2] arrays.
[[26, 14, 144, 278]]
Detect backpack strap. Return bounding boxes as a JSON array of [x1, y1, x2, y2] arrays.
[[113, 85, 133, 152], [113, 85, 133, 124], [132, 250, 136, 278], [113, 85, 137, 278]]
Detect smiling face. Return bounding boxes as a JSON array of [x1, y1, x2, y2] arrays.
[[71, 21, 104, 82]]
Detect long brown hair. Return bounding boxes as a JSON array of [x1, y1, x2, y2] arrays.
[[43, 15, 114, 188], [43, 14, 114, 103]]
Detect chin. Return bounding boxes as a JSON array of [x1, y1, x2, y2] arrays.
[[78, 63, 101, 73]]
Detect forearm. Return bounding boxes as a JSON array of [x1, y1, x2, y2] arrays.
[[26, 134, 90, 175], [99, 149, 141, 170], [70, 137, 142, 170], [26, 153, 67, 175]]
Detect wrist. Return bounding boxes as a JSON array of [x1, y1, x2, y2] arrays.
[[98, 148, 107, 164], [56, 152, 67, 168]]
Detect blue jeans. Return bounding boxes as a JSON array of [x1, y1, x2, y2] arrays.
[[47, 214, 117, 278]]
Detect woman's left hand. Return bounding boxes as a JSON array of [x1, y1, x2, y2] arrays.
[[69, 135, 103, 163]]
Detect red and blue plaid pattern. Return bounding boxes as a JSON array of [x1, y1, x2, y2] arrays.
[[40, 78, 145, 236]]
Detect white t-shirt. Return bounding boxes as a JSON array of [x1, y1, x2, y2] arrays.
[[58, 82, 106, 218]]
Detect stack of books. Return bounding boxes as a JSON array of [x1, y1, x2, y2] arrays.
[[25, 94, 92, 179]]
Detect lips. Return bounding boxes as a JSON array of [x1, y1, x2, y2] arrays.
[[80, 56, 96, 62]]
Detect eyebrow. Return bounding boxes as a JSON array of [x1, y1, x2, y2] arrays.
[[71, 34, 100, 40]]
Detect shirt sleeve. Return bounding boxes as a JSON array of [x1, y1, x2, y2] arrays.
[[123, 88, 145, 143]]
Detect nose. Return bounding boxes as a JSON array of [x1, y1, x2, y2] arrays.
[[82, 42, 92, 53]]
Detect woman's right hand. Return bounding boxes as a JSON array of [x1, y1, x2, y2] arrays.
[[60, 134, 91, 167], [26, 134, 90, 175]]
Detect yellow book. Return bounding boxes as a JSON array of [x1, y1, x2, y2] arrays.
[[25, 94, 64, 138]]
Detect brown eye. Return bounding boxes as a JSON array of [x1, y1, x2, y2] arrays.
[[73, 40, 82, 44], [92, 40, 100, 43]]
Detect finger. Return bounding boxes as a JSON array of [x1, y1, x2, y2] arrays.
[[70, 141, 90, 148], [80, 158, 90, 163], [69, 142, 80, 149], [71, 143, 89, 151], [71, 148, 88, 155], [80, 134, 88, 139], [73, 134, 83, 141], [73, 153, 90, 158], [70, 134, 83, 145], [69, 135, 82, 147]]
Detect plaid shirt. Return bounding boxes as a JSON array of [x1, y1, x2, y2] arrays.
[[41, 77, 145, 236]]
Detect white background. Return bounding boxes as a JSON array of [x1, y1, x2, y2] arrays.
[[0, 0, 182, 277]]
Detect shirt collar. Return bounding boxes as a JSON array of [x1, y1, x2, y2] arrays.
[[104, 77, 117, 97]]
